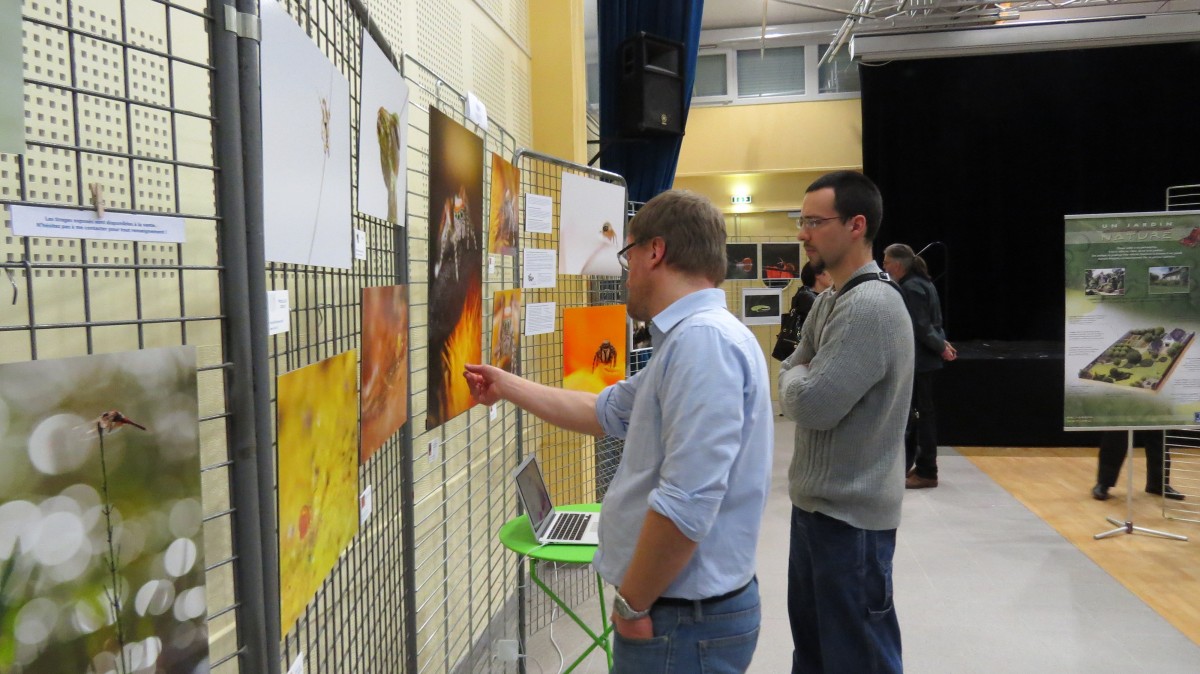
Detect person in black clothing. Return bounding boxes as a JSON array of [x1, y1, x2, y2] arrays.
[[883, 244, 956, 489], [771, 262, 830, 362], [1092, 430, 1184, 500]]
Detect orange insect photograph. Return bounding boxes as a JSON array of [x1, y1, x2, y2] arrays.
[[426, 107, 483, 430], [562, 304, 628, 394], [491, 288, 522, 374], [277, 350, 360, 637], [360, 285, 409, 463], [488, 153, 519, 256]]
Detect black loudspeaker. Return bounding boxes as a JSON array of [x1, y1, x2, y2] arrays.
[[617, 32, 685, 138]]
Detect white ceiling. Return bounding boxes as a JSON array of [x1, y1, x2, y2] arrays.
[[702, 0, 859, 30], [583, 0, 1200, 71]]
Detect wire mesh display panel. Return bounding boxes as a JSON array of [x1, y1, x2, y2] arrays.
[[402, 55, 525, 674], [262, 1, 416, 672], [1166, 184, 1200, 212], [512, 150, 627, 634], [1163, 186, 1200, 522], [1163, 431, 1199, 524], [1, 0, 250, 671]]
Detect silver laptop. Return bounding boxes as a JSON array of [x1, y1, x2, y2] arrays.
[[513, 455, 600, 545]]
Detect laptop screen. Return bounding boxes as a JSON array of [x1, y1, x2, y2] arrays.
[[514, 457, 554, 533]]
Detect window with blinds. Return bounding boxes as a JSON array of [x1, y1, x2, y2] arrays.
[[736, 46, 805, 97], [693, 52, 729, 98]]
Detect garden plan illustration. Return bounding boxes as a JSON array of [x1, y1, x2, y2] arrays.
[[1078, 327, 1194, 391]]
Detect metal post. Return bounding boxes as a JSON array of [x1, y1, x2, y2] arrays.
[[235, 0, 285, 664], [211, 0, 272, 671]]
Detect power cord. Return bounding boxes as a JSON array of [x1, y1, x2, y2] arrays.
[[550, 562, 565, 674]]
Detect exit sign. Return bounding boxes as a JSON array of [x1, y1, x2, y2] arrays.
[[731, 195, 752, 205]]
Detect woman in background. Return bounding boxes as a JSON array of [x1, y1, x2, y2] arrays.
[[883, 244, 956, 489], [772, 263, 831, 362]]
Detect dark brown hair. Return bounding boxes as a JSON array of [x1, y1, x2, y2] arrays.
[[806, 171, 884, 242]]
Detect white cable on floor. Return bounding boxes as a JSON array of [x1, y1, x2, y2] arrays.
[[518, 654, 546, 674]]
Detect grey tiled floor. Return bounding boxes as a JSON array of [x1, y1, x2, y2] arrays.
[[523, 419, 1200, 673]]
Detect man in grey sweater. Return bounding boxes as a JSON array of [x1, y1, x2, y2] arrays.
[[779, 171, 914, 673]]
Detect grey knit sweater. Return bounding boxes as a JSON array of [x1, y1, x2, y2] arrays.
[[779, 262, 915, 531]]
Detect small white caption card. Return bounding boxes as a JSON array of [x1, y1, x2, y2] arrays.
[[360, 485, 373, 525], [353, 229, 367, 260], [267, 290, 290, 335], [522, 248, 556, 288], [524, 193, 553, 234], [466, 92, 488, 132], [524, 302, 556, 336], [9, 204, 186, 243]]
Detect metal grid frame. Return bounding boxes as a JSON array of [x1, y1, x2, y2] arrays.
[[511, 150, 627, 636], [1, 0, 256, 671], [401, 53, 525, 674], [260, 0, 421, 671], [6, 0, 645, 671], [1162, 184, 1200, 522]]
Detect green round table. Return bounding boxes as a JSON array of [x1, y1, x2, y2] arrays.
[[498, 502, 611, 672]]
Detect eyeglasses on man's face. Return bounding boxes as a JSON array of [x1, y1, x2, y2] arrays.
[[617, 239, 642, 271], [796, 215, 843, 230]]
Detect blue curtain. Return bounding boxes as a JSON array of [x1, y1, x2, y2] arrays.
[[598, 0, 705, 204]]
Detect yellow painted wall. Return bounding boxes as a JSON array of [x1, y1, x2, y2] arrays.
[[674, 171, 831, 215], [676, 99, 863, 176], [529, 0, 588, 163]]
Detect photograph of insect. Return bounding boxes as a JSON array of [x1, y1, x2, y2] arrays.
[[563, 305, 627, 393], [593, 339, 618, 371]]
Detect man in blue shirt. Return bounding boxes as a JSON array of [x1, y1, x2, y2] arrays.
[[465, 190, 774, 673]]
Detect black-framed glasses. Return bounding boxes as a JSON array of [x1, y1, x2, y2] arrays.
[[617, 239, 643, 271], [796, 215, 843, 230]]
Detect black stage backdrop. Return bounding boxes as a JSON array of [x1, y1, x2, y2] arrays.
[[861, 42, 1200, 445]]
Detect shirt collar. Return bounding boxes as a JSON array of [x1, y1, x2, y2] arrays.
[[648, 288, 727, 344]]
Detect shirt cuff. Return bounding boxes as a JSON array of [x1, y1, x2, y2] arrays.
[[594, 384, 627, 440]]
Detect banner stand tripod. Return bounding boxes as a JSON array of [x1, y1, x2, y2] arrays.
[[1094, 430, 1188, 541]]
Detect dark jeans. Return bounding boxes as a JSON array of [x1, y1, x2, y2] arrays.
[[1097, 430, 1170, 491], [788, 507, 902, 674], [612, 578, 761, 674], [904, 370, 938, 479]]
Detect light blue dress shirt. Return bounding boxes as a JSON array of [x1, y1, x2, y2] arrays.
[[594, 288, 773, 599]]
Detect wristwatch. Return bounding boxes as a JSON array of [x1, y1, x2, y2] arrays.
[[613, 591, 651, 620]]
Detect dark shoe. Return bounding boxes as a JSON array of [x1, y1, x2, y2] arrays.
[[1091, 483, 1110, 501], [906, 474, 938, 489], [1147, 485, 1185, 501]]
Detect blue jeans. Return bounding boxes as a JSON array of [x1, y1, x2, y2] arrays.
[[788, 507, 902, 673], [611, 578, 761, 673]]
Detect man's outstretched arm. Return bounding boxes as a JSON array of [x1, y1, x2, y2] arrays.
[[463, 363, 604, 436]]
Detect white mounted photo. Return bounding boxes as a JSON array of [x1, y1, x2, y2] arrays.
[[356, 30, 409, 225], [558, 172, 626, 276], [740, 287, 783, 326], [261, 0, 352, 269]]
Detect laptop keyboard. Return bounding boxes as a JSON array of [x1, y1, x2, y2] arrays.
[[548, 512, 590, 541]]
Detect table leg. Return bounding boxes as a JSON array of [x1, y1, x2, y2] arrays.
[[596, 573, 613, 670], [528, 560, 614, 673]]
